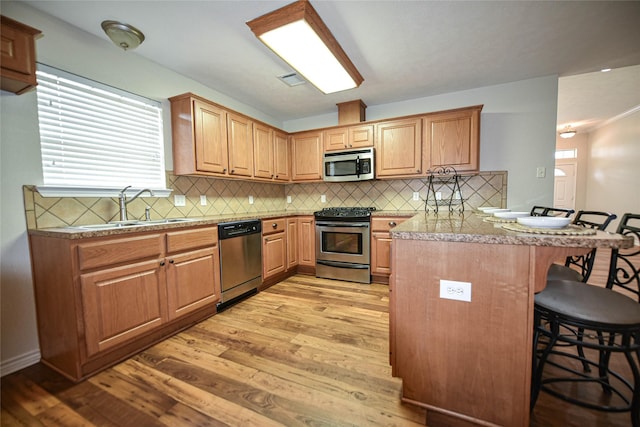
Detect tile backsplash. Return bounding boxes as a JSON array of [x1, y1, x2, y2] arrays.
[[23, 171, 506, 229]]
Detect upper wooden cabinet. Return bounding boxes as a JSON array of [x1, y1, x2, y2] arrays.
[[171, 94, 229, 176], [227, 112, 254, 178], [291, 130, 323, 181], [423, 105, 482, 173], [375, 118, 422, 178], [323, 124, 374, 151], [0, 16, 41, 95], [254, 125, 291, 182]]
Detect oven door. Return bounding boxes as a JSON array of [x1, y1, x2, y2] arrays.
[[315, 221, 370, 264]]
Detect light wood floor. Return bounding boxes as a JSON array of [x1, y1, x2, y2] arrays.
[[1, 268, 636, 427]]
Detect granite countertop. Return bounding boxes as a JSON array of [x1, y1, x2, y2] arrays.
[[391, 212, 634, 249], [28, 210, 316, 239]]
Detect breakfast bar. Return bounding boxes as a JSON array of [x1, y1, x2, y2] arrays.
[[389, 213, 634, 427]]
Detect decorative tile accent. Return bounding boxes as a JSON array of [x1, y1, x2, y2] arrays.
[[22, 171, 507, 229]]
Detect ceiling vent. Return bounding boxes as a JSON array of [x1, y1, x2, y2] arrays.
[[278, 72, 306, 87]]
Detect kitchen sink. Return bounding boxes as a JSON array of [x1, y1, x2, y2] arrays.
[[66, 218, 198, 230]]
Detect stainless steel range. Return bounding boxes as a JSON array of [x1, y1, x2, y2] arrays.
[[314, 207, 375, 284]]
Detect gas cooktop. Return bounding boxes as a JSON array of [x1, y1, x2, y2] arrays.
[[313, 207, 376, 221]]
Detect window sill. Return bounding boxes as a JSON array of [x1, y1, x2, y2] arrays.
[[35, 186, 173, 198]]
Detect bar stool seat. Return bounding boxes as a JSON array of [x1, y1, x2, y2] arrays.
[[532, 280, 640, 424]]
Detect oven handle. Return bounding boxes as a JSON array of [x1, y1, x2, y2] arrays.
[[316, 221, 370, 228], [317, 260, 370, 269]]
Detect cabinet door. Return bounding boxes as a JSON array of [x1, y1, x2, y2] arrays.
[[81, 259, 166, 357], [254, 123, 274, 179], [298, 216, 315, 266], [263, 232, 286, 278], [194, 99, 228, 174], [287, 218, 298, 270], [349, 124, 374, 148], [375, 118, 422, 178], [291, 131, 322, 181], [273, 131, 290, 181], [0, 17, 41, 94], [371, 232, 392, 275], [227, 113, 254, 177], [324, 128, 348, 151], [423, 107, 480, 173], [166, 247, 219, 319]]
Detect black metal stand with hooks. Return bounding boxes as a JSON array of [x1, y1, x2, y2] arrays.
[[424, 166, 465, 214]]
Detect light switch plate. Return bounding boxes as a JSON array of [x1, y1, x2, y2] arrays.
[[287, 195, 292, 204], [248, 195, 254, 205], [439, 279, 472, 302], [536, 167, 546, 178], [412, 191, 420, 201], [174, 195, 186, 207]]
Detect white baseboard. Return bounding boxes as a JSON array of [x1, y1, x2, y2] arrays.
[[0, 349, 41, 377]]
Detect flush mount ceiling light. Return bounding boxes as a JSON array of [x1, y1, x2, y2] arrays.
[[101, 20, 145, 51], [247, 0, 363, 94], [559, 126, 577, 139]]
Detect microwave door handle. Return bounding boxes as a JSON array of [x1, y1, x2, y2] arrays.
[[356, 156, 361, 177]]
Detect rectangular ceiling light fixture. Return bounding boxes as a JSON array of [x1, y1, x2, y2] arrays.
[[247, 0, 363, 94]]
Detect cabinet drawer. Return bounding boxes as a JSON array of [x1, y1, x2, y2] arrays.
[[263, 218, 286, 236], [371, 217, 410, 232], [167, 226, 217, 253], [78, 234, 164, 271]]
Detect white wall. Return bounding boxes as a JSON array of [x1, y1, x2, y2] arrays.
[[286, 76, 559, 211], [0, 1, 557, 374], [585, 109, 640, 230]]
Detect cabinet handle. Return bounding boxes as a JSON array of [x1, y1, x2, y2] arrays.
[[231, 169, 235, 173], [417, 169, 421, 173], [389, 221, 397, 227], [160, 261, 165, 266], [272, 223, 278, 228], [169, 259, 175, 264], [223, 168, 227, 173]]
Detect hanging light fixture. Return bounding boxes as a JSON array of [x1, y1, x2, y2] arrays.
[[559, 125, 577, 139], [101, 20, 145, 51], [246, 0, 363, 94]]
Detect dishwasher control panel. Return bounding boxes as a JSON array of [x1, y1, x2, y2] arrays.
[[218, 220, 261, 239]]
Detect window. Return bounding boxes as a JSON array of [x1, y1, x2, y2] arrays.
[[555, 148, 577, 159], [35, 64, 166, 195]]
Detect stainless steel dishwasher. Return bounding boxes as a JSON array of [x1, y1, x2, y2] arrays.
[[217, 219, 262, 311]]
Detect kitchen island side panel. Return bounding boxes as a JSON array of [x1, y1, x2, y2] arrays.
[[392, 238, 533, 427]]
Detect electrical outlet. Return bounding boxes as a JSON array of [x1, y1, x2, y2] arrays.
[[248, 195, 254, 205], [536, 167, 546, 178], [439, 279, 472, 302], [200, 195, 207, 206], [321, 194, 326, 203], [436, 191, 442, 200], [412, 191, 420, 201], [454, 191, 461, 199], [287, 195, 292, 204], [174, 195, 186, 207]]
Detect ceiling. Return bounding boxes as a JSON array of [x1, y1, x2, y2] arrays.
[[21, 0, 640, 133]]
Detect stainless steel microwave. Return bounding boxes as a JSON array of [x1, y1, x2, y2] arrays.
[[323, 147, 375, 182]]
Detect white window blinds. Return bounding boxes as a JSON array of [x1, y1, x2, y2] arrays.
[[36, 64, 165, 190]]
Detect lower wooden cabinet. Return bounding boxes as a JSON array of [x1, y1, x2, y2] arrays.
[[287, 218, 298, 270], [297, 216, 315, 268], [262, 218, 287, 279], [371, 216, 410, 281], [28, 225, 220, 381]]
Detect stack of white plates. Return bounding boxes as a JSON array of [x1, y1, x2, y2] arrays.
[[494, 211, 530, 219], [517, 216, 572, 229]]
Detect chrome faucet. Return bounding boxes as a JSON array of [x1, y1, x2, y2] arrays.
[[119, 186, 154, 221]]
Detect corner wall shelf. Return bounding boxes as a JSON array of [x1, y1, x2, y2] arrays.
[[425, 166, 465, 214]]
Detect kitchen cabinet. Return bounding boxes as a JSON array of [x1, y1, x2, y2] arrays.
[[297, 216, 316, 272], [0, 16, 41, 94], [375, 118, 422, 178], [28, 225, 219, 381], [273, 131, 291, 181], [262, 218, 287, 279], [254, 125, 291, 182], [291, 131, 323, 181], [227, 112, 254, 177], [423, 105, 482, 173], [170, 94, 229, 176], [370, 216, 410, 282], [287, 218, 298, 270], [324, 124, 374, 152]]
